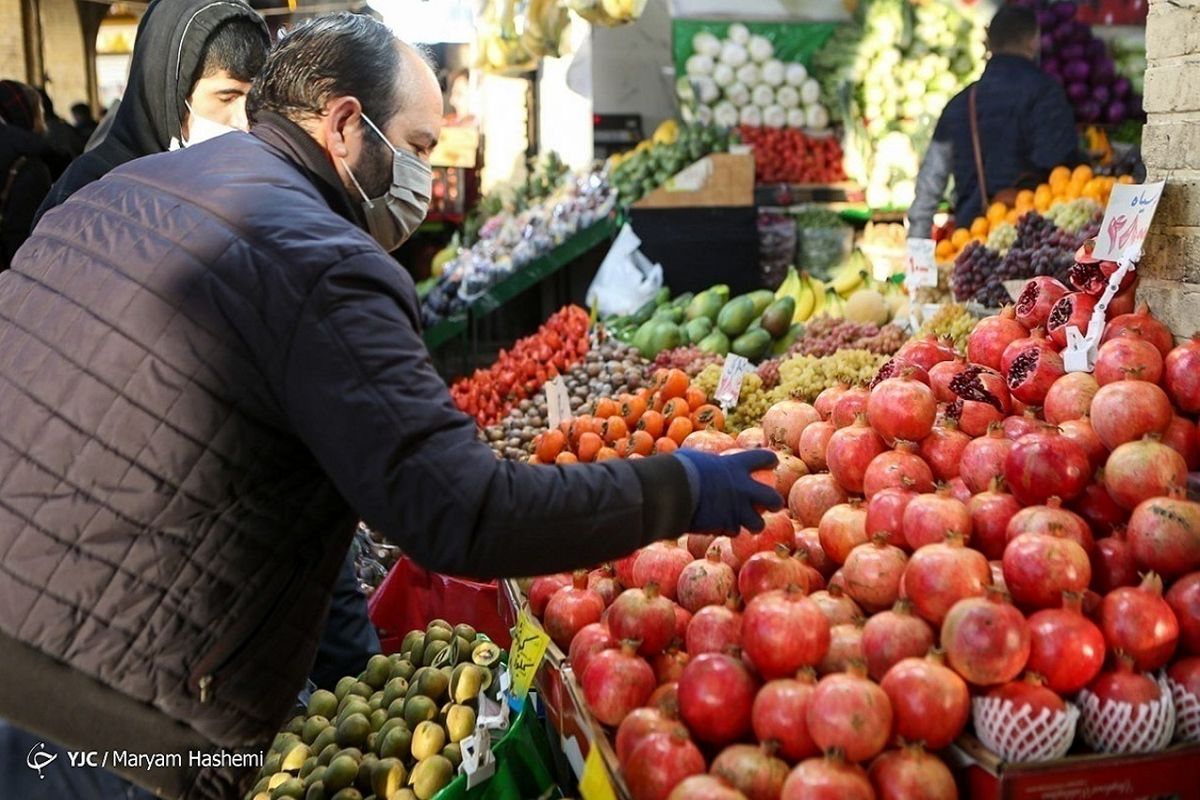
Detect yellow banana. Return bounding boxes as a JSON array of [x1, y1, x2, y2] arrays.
[[825, 289, 846, 319], [775, 267, 800, 302], [806, 274, 827, 317], [792, 276, 815, 323], [831, 267, 864, 298]]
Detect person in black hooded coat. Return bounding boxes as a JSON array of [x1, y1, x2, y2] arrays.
[[34, 0, 270, 225]]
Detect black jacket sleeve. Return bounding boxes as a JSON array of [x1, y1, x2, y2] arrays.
[[277, 251, 695, 579], [1025, 80, 1083, 171]]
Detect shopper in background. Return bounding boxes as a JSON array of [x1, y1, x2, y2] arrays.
[[0, 12, 778, 800], [908, 5, 1082, 239], [34, 0, 270, 224], [71, 100, 99, 140], [0, 81, 56, 269], [36, 87, 86, 161]]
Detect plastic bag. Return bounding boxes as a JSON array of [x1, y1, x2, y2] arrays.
[[586, 223, 663, 316]]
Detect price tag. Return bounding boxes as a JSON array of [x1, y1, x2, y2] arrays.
[[905, 238, 938, 288], [476, 687, 511, 731], [1092, 181, 1165, 262], [714, 354, 753, 411], [546, 377, 572, 430], [507, 607, 550, 700], [459, 725, 496, 788], [578, 744, 618, 800]]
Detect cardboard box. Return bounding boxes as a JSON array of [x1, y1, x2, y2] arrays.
[[949, 733, 1200, 800], [633, 153, 755, 209]]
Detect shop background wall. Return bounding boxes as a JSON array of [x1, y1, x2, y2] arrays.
[[41, 0, 88, 114], [1137, 0, 1200, 337], [590, 0, 675, 138], [0, 0, 26, 79]]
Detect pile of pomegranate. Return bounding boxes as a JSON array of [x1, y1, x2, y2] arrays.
[[524, 276, 1200, 800]]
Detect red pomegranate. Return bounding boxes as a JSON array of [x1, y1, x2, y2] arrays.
[[1094, 331, 1164, 386], [902, 485, 972, 550], [762, 400, 821, 453], [529, 573, 571, 617], [682, 430, 737, 453], [666, 776, 748, 800], [1163, 416, 1200, 470], [826, 415, 887, 495], [649, 682, 680, 718], [774, 452, 810, 497], [1046, 292, 1099, 349], [817, 622, 866, 676], [810, 584, 865, 627], [633, 542, 694, 600], [1089, 379, 1174, 450], [818, 500, 869, 565], [868, 374, 938, 444], [1165, 335, 1200, 414], [880, 650, 970, 750], [731, 510, 796, 565], [968, 307, 1029, 372], [582, 641, 657, 726], [929, 357, 970, 404], [941, 589, 1031, 686], [686, 594, 743, 655], [1072, 472, 1129, 536], [1090, 528, 1139, 594], [624, 729, 707, 800], [752, 670, 819, 761], [897, 335, 957, 372], [870, 357, 932, 391], [1027, 592, 1106, 694], [868, 744, 957, 800], [589, 565, 619, 607], [678, 652, 759, 745], [948, 367, 1012, 437], [797, 420, 835, 472], [616, 707, 687, 766], [919, 419, 971, 482], [1003, 533, 1092, 611], [1044, 371, 1100, 424], [743, 588, 831, 679], [814, 384, 850, 421], [544, 571, 606, 650], [1104, 436, 1188, 510], [1002, 407, 1046, 441], [609, 584, 680, 656], [1058, 417, 1108, 471], [781, 755, 874, 800], [1100, 572, 1180, 671], [1015, 277, 1069, 329], [653, 648, 689, 684], [736, 427, 767, 449], [1167, 573, 1200, 655], [673, 604, 692, 642], [842, 536, 908, 613], [984, 672, 1067, 735], [969, 480, 1023, 561], [569, 622, 617, 679], [1004, 428, 1090, 505], [806, 662, 893, 762], [1102, 303, 1174, 357], [1004, 496, 1094, 553], [738, 545, 808, 602], [832, 387, 871, 429], [862, 444, 934, 498], [1007, 346, 1065, 406], [861, 599, 935, 681], [903, 531, 992, 625], [1168, 657, 1200, 701], [794, 525, 836, 579], [959, 423, 1014, 493], [1127, 489, 1200, 579], [865, 487, 916, 549], [710, 744, 789, 800], [789, 473, 850, 528], [707, 536, 742, 572], [676, 551, 737, 613], [1085, 654, 1163, 708]]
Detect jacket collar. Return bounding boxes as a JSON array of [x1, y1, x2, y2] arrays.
[[251, 111, 367, 229]]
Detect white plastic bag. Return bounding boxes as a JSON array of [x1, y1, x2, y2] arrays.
[[586, 223, 663, 316]]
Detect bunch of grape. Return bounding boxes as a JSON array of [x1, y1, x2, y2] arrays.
[[756, 358, 782, 391], [986, 222, 1018, 255], [966, 212, 1096, 307], [1047, 199, 1103, 235], [951, 241, 1003, 301], [788, 317, 908, 357], [918, 304, 975, 352], [768, 350, 888, 406], [649, 346, 725, 378]]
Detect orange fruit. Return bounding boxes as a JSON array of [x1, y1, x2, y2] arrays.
[[935, 240, 955, 261], [950, 228, 971, 248], [1015, 189, 1035, 211], [1005, 208, 1020, 225], [970, 217, 990, 238], [1072, 164, 1093, 185], [1049, 165, 1071, 190], [1034, 185, 1053, 212], [986, 202, 1008, 226]]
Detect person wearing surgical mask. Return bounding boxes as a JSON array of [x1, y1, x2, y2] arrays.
[[0, 15, 774, 797], [34, 0, 270, 224]]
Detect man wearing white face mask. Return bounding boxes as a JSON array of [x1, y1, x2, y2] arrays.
[[33, 0, 269, 225], [0, 14, 776, 798]]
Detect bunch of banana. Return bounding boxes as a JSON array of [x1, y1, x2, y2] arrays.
[[475, 0, 537, 75], [652, 119, 679, 146], [521, 0, 571, 58], [567, 0, 646, 27], [774, 267, 831, 324]]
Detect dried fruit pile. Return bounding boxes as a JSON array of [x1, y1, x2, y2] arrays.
[[520, 282, 1200, 799]]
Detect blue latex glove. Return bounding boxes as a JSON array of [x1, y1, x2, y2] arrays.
[[674, 448, 784, 533]]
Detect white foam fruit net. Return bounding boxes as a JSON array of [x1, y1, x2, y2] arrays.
[[972, 696, 1080, 763], [1168, 677, 1200, 745], [1078, 673, 1177, 754]]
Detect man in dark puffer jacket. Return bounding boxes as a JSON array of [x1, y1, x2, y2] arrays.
[[0, 13, 778, 800]]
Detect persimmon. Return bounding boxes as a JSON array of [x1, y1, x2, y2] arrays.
[[577, 432, 604, 462], [662, 398, 690, 422], [691, 404, 725, 431], [535, 428, 566, 462], [569, 415, 594, 448], [595, 447, 619, 461], [638, 410, 665, 439], [654, 437, 678, 454], [629, 430, 655, 456], [612, 437, 631, 457], [685, 385, 708, 410], [594, 397, 619, 419], [667, 416, 694, 445], [621, 395, 648, 428], [603, 415, 629, 444], [661, 369, 690, 400], [555, 451, 579, 465]]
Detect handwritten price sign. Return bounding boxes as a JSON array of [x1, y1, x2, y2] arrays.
[[507, 608, 550, 700], [1092, 181, 1165, 262]]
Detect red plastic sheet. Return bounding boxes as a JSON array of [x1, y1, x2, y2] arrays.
[[368, 556, 512, 652]]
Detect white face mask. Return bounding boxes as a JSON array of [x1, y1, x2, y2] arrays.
[[169, 101, 240, 150], [341, 112, 433, 253]]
